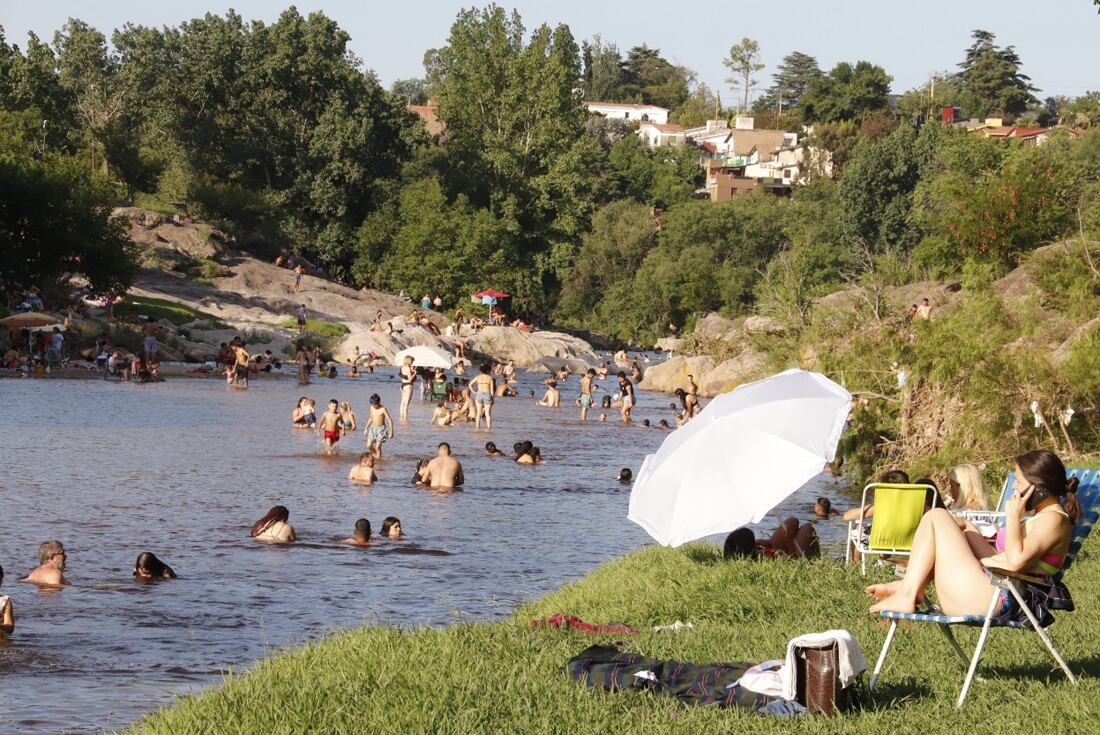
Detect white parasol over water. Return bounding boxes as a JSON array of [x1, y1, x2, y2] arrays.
[[393, 345, 454, 369], [628, 369, 852, 547]]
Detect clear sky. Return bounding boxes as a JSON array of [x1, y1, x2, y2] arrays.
[[3, 1, 1098, 100]]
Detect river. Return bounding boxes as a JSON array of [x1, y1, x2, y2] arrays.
[[0, 364, 851, 733]]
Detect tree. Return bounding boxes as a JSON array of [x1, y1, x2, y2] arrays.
[[581, 35, 624, 101], [955, 29, 1036, 119], [391, 78, 428, 104], [723, 37, 764, 112], [800, 61, 892, 123], [758, 51, 821, 113], [620, 45, 691, 109], [53, 19, 124, 175]]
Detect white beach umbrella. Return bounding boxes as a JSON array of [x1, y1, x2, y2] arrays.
[[628, 369, 852, 547], [393, 345, 454, 369]]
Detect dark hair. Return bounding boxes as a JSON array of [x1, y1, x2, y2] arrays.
[[618, 468, 632, 483], [329, 399, 338, 406], [380, 517, 401, 536], [879, 469, 910, 485], [531, 447, 541, 460], [602, 395, 612, 409], [0, 563, 4, 585], [617, 371, 626, 379], [251, 505, 290, 537], [134, 552, 177, 579], [723, 528, 757, 559], [1016, 449, 1080, 522], [816, 497, 832, 512], [354, 518, 372, 539], [674, 388, 685, 398], [485, 442, 498, 453], [914, 477, 939, 508], [438, 442, 451, 453], [370, 393, 381, 405], [514, 440, 533, 458], [480, 363, 491, 374]]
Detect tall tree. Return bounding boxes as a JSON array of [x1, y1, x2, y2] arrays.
[[723, 37, 764, 112], [581, 35, 625, 101], [955, 29, 1036, 119], [759, 50, 820, 112], [53, 19, 123, 175], [800, 61, 892, 123], [620, 45, 691, 109]]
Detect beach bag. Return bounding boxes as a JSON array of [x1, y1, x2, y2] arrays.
[[793, 643, 857, 715]]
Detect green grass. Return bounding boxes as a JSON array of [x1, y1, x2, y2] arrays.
[[129, 540, 1100, 733], [114, 295, 228, 328], [278, 319, 349, 339]]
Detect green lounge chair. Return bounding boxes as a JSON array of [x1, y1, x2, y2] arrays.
[[846, 483, 940, 575], [868, 469, 1100, 708]]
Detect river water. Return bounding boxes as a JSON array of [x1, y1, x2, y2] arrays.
[[0, 364, 851, 733]]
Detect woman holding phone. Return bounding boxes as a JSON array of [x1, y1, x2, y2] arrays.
[[867, 449, 1078, 618]]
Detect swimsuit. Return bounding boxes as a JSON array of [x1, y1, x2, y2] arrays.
[[366, 425, 388, 444], [324, 430, 340, 442], [580, 393, 592, 408], [994, 508, 1069, 576]]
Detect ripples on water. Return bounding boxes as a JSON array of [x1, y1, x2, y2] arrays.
[[0, 363, 853, 732]]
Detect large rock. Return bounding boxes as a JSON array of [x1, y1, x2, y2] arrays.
[[693, 312, 740, 341], [743, 315, 787, 335], [697, 348, 767, 397], [463, 326, 600, 368], [654, 337, 683, 352], [639, 355, 716, 393], [1053, 316, 1100, 365]]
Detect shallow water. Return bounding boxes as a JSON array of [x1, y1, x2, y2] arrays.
[[0, 363, 852, 733]]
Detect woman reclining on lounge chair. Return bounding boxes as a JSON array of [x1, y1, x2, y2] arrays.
[[868, 449, 1078, 617]]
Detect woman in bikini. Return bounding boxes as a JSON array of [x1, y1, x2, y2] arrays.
[[340, 402, 357, 434], [868, 450, 1078, 618], [471, 363, 496, 430], [399, 356, 416, 421]]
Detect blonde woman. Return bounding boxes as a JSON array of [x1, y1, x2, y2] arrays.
[[947, 464, 991, 511]]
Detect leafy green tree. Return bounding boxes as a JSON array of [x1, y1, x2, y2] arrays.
[[391, 77, 428, 104], [581, 35, 624, 101], [0, 125, 135, 298], [955, 30, 1036, 119], [620, 45, 691, 109], [800, 61, 892, 123], [670, 83, 722, 128], [723, 37, 764, 112], [839, 124, 939, 250], [53, 19, 124, 175], [759, 50, 821, 113]]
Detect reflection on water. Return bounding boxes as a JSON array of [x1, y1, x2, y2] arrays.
[[0, 364, 852, 733]]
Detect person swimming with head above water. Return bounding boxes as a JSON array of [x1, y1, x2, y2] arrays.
[[517, 445, 542, 464], [538, 379, 560, 407], [133, 552, 176, 580], [348, 452, 377, 484], [250, 505, 296, 542], [292, 397, 316, 427], [418, 442, 464, 488], [21, 540, 69, 587], [341, 518, 372, 547], [380, 517, 403, 538], [513, 440, 534, 463], [485, 442, 504, 457], [814, 497, 839, 518], [617, 468, 632, 484]]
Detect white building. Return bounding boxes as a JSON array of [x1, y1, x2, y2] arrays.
[[638, 121, 686, 148], [585, 101, 670, 125]]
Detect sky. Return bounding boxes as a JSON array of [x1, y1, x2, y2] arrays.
[[3, 1, 1099, 100]]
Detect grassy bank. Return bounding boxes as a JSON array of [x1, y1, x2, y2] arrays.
[[130, 541, 1100, 733], [114, 295, 227, 327]]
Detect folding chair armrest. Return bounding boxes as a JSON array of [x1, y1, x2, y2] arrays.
[[984, 566, 1044, 586]]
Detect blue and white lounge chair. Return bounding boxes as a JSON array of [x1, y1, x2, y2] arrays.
[[868, 469, 1100, 708]]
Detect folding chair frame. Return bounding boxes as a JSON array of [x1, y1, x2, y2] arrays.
[[847, 483, 938, 575]]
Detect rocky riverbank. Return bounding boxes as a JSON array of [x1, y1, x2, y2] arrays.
[[112, 208, 600, 368]]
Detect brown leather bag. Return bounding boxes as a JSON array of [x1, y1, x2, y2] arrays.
[[794, 642, 856, 715]]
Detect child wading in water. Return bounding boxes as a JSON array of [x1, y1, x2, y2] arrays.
[[364, 394, 395, 459], [318, 399, 342, 455]]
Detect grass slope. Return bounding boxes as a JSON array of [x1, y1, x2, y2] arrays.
[[130, 542, 1100, 734], [114, 295, 227, 327]]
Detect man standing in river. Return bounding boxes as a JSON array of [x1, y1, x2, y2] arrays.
[[579, 368, 595, 422], [618, 371, 635, 424], [231, 341, 251, 388], [418, 442, 464, 489]]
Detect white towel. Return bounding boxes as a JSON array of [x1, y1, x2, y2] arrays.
[[781, 630, 867, 700]]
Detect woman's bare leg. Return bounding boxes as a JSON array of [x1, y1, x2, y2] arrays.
[[870, 509, 996, 615]]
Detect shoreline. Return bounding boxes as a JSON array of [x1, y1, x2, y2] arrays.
[[126, 543, 1100, 733]]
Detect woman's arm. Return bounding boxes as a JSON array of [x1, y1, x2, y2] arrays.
[[0, 598, 14, 634]]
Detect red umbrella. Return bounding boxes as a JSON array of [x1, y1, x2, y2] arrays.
[[473, 289, 510, 299]]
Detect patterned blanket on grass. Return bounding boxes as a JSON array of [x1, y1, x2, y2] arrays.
[[567, 644, 770, 710]]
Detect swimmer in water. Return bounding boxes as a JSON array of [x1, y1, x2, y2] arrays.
[[418, 442, 464, 488], [348, 453, 377, 484], [364, 394, 395, 459], [21, 540, 69, 587], [318, 399, 342, 454], [538, 380, 560, 407], [340, 402, 357, 433], [348, 365, 360, 378], [380, 517, 403, 538], [617, 468, 632, 484], [0, 564, 13, 636], [617, 371, 635, 424], [814, 497, 839, 518], [292, 397, 316, 428], [515, 441, 539, 464], [341, 518, 372, 547], [431, 400, 452, 426], [579, 369, 595, 422], [598, 412, 607, 422], [641, 419, 651, 428], [485, 441, 504, 457], [133, 552, 176, 580], [250, 505, 296, 542]]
